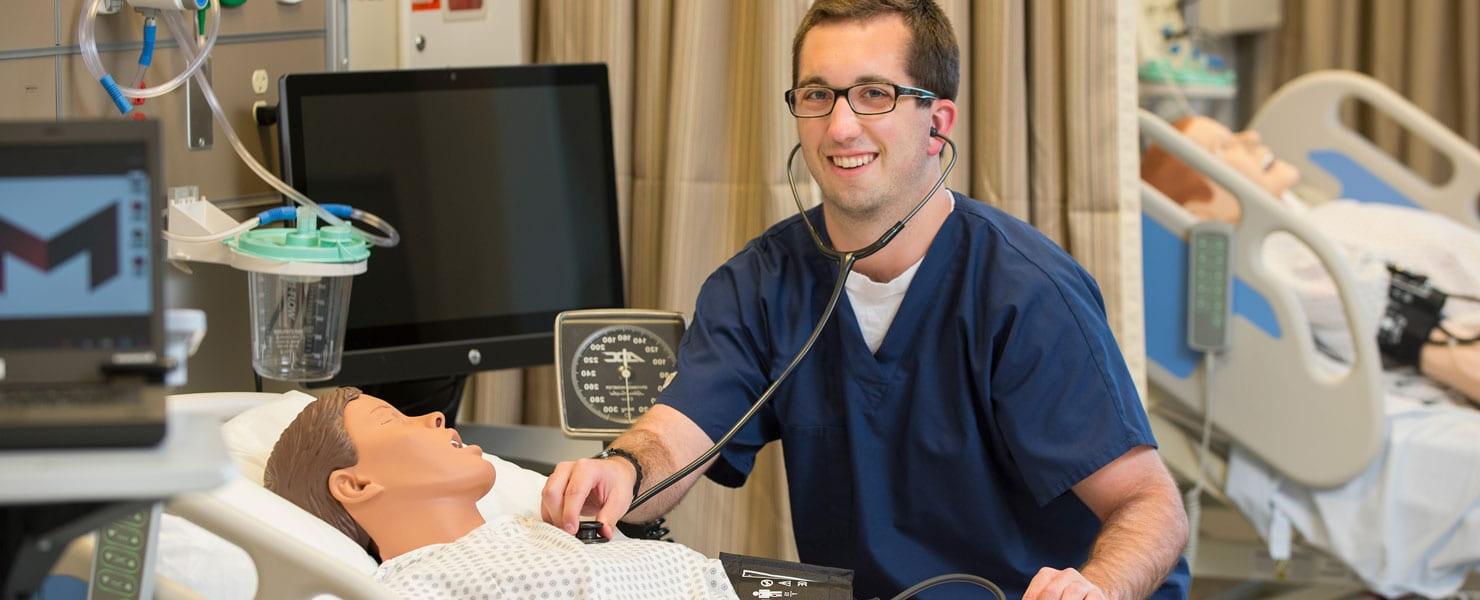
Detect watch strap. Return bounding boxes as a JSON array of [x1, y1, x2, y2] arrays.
[[596, 447, 644, 499]]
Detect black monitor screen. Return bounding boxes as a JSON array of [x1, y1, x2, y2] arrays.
[[280, 65, 624, 384]]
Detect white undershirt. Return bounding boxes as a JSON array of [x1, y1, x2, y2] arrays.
[[844, 195, 954, 354]]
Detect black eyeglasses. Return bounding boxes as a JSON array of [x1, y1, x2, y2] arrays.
[[784, 82, 938, 118]]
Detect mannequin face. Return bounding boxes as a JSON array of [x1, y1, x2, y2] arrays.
[[1181, 116, 1301, 198], [336, 396, 495, 503]]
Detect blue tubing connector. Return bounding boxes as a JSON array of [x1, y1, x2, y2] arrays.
[[100, 75, 131, 115], [139, 22, 157, 67], [256, 203, 353, 226]]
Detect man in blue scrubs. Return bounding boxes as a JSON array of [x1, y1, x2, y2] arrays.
[[543, 1, 1191, 598]]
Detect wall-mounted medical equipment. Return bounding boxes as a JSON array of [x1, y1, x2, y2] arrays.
[[76, 0, 401, 382], [554, 310, 686, 440], [166, 197, 371, 381], [1189, 0, 1282, 35], [342, 0, 524, 71], [276, 64, 625, 387]]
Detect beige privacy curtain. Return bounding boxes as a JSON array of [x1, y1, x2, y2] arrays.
[[1248, 0, 1480, 182], [462, 0, 1137, 559]]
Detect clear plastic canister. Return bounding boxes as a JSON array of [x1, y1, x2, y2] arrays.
[[248, 271, 353, 381]]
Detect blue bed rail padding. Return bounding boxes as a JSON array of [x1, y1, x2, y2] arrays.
[[1143, 214, 1282, 379], [1308, 149, 1420, 209]]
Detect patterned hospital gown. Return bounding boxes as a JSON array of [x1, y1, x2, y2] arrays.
[[373, 515, 737, 599]]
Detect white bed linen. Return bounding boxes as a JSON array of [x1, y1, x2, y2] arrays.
[[1226, 367, 1480, 598], [1262, 198, 1480, 361]]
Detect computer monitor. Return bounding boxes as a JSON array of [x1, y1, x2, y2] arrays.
[[0, 121, 163, 385], [278, 64, 625, 386]]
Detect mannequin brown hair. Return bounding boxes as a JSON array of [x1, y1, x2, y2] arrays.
[[263, 386, 376, 556]]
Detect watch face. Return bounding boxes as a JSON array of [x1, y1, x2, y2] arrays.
[[555, 310, 686, 439], [569, 324, 676, 424]]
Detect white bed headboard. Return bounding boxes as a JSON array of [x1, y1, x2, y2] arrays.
[[1249, 70, 1480, 230], [1139, 109, 1384, 489]]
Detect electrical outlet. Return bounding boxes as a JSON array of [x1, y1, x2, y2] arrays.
[[251, 70, 269, 95]]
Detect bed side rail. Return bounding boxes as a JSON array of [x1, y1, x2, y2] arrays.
[[168, 492, 395, 600]]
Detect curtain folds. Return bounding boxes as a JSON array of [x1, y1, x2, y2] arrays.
[[462, 0, 1136, 559]]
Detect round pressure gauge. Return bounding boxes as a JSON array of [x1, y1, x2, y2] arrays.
[[555, 309, 686, 439]]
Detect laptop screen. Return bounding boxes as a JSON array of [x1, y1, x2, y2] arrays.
[[0, 140, 155, 352]]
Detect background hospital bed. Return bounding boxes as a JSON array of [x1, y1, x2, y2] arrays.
[[1140, 107, 1385, 593], [1249, 70, 1480, 231], [1140, 108, 1386, 491], [1140, 92, 1480, 595]]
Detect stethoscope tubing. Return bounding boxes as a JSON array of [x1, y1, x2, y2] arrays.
[[628, 132, 957, 512]]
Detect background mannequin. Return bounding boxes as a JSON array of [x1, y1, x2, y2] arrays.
[[1142, 116, 1479, 402], [265, 387, 735, 599]]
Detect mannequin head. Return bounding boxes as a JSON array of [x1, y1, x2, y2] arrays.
[[1142, 115, 1302, 222], [264, 387, 495, 558]]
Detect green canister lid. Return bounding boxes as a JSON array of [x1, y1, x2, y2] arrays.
[[226, 207, 370, 264]]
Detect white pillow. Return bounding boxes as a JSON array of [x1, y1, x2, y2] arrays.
[[162, 392, 554, 595]]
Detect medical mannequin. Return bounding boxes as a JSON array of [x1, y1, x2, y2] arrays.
[[1142, 116, 1479, 402], [263, 387, 735, 599]]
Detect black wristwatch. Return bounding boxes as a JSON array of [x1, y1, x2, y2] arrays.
[[595, 447, 644, 499]]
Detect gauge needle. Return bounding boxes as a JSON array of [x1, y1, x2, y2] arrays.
[[619, 351, 634, 419]]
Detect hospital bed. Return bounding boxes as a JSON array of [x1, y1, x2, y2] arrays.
[[44, 392, 601, 600], [1140, 73, 1480, 596]]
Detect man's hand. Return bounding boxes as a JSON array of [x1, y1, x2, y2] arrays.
[[540, 406, 718, 538], [1023, 567, 1109, 600], [540, 455, 636, 540]]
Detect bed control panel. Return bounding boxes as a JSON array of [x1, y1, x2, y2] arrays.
[[1187, 222, 1235, 353], [89, 504, 161, 600]]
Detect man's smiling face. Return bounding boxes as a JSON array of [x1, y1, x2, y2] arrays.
[[794, 14, 941, 221]]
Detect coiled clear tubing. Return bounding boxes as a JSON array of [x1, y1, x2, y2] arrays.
[[77, 0, 219, 100], [77, 0, 399, 247]]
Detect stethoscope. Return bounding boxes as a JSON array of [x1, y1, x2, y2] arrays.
[[624, 128, 958, 512], [583, 127, 1001, 600]]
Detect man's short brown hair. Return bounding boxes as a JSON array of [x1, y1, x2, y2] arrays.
[[263, 386, 375, 555], [792, 0, 960, 101]]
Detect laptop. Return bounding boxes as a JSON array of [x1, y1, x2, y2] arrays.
[[0, 121, 167, 449]]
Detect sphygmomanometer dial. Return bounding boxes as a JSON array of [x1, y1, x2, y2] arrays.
[[555, 309, 687, 439], [569, 325, 676, 424]]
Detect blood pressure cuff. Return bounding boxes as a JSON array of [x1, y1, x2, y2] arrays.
[[1377, 265, 1447, 367], [719, 553, 854, 599]]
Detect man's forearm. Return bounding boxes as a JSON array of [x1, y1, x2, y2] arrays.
[[609, 416, 716, 524], [1080, 486, 1188, 600]]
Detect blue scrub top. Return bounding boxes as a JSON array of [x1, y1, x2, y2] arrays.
[[659, 192, 1190, 599]]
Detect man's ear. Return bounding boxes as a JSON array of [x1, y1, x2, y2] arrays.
[[329, 468, 384, 506], [928, 98, 958, 156]]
